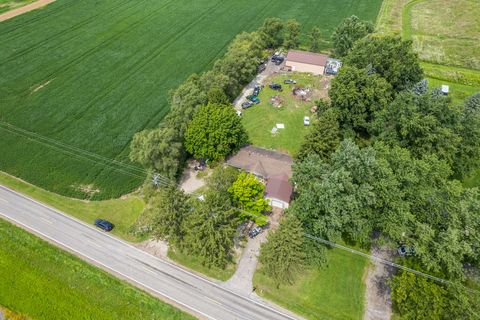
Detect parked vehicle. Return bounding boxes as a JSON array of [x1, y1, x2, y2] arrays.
[[303, 116, 310, 126], [248, 226, 263, 238], [271, 55, 284, 65], [397, 245, 415, 256], [269, 83, 283, 91], [253, 84, 262, 96], [242, 101, 254, 109], [94, 219, 114, 232], [284, 79, 296, 84], [246, 95, 260, 104]]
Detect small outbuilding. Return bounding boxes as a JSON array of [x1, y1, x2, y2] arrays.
[[265, 174, 293, 209], [285, 50, 329, 75]]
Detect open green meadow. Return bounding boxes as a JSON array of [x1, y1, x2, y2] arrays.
[[0, 0, 382, 200], [377, 0, 480, 70], [254, 247, 368, 320], [0, 219, 193, 320]]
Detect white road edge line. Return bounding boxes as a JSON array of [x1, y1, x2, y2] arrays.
[[0, 185, 297, 320], [0, 211, 218, 320]]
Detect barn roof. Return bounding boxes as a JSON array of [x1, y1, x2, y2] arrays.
[[286, 50, 329, 67]]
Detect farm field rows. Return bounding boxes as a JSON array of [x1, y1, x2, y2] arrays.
[[0, 0, 383, 199], [0, 219, 193, 320]]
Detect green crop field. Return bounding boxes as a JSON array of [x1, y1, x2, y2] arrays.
[[0, 0, 382, 200], [0, 219, 193, 320]]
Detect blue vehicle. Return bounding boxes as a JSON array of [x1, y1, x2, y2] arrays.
[[94, 219, 114, 232], [246, 95, 260, 104]]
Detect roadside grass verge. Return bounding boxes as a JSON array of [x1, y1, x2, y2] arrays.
[[242, 73, 325, 155], [253, 247, 368, 320], [167, 249, 236, 282], [0, 219, 194, 320], [0, 171, 144, 242]]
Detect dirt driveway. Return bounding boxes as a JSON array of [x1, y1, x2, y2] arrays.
[[0, 0, 55, 22]]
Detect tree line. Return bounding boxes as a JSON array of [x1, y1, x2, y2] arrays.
[[257, 16, 480, 319]]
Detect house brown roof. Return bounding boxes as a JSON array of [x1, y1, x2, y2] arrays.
[[226, 146, 293, 178], [286, 50, 329, 67], [265, 174, 293, 203]]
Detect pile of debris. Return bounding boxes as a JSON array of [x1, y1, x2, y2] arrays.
[[292, 86, 312, 101], [269, 95, 283, 108]]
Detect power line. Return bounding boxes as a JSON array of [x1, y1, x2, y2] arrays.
[[1, 121, 477, 294]]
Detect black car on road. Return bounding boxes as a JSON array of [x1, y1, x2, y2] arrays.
[[248, 226, 263, 238], [94, 219, 114, 232]]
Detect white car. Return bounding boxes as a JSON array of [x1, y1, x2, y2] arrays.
[[303, 116, 310, 126]]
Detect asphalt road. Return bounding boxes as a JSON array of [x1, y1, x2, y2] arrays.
[[0, 185, 298, 320]]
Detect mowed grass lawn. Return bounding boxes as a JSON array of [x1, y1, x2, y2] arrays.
[[253, 247, 368, 320], [242, 73, 325, 155], [0, 219, 193, 320], [0, 172, 144, 242], [0, 0, 382, 200]]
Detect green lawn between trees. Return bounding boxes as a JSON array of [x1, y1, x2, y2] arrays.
[[0, 0, 382, 200], [0, 219, 194, 320], [242, 73, 323, 155], [254, 247, 368, 320]]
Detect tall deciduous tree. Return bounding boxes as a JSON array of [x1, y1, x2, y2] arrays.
[[329, 66, 393, 137], [283, 19, 301, 49], [373, 91, 462, 169], [129, 127, 183, 180], [228, 172, 270, 225], [391, 270, 480, 320], [259, 214, 306, 286], [259, 17, 284, 48], [345, 36, 423, 91], [183, 192, 239, 268], [184, 103, 248, 161], [296, 108, 341, 162], [455, 93, 480, 178], [332, 15, 374, 57], [291, 140, 409, 245], [308, 26, 322, 52]]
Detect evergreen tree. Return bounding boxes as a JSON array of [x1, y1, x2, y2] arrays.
[[259, 215, 306, 286], [183, 192, 239, 268], [142, 186, 191, 249]]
